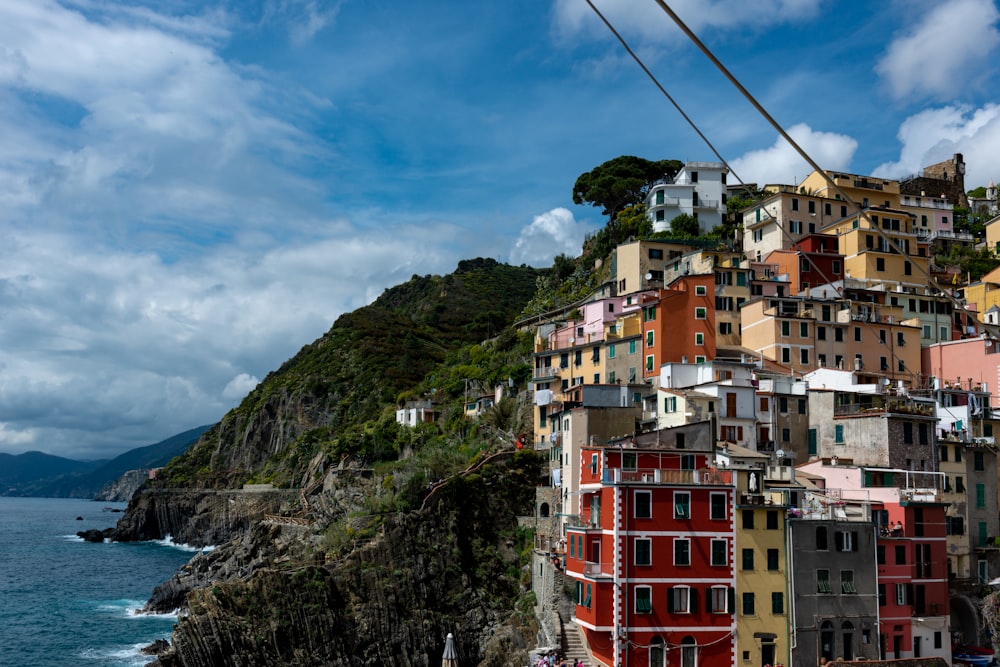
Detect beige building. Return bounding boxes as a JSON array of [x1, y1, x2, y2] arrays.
[[612, 239, 701, 296], [742, 186, 858, 262], [741, 293, 922, 384]]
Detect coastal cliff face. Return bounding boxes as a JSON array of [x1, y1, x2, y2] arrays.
[[153, 453, 540, 667], [114, 488, 299, 546], [107, 260, 547, 665]]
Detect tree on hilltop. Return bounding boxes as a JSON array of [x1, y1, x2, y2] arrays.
[[572, 155, 682, 222]]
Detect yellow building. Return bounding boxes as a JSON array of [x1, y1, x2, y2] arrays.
[[734, 466, 792, 667], [822, 209, 931, 284], [798, 170, 901, 210], [962, 265, 1000, 324]]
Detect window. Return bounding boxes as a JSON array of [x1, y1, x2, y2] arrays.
[[695, 284, 707, 296], [694, 332, 704, 346], [977, 483, 986, 508], [635, 538, 651, 566], [800, 348, 809, 364], [664, 396, 677, 412], [835, 424, 844, 444], [669, 586, 691, 613], [645, 355, 654, 372], [629, 340, 636, 355], [709, 586, 729, 613], [895, 545, 906, 564], [878, 583, 886, 606], [836, 530, 858, 552], [608, 344, 616, 359], [649, 248, 664, 260], [766, 510, 778, 530], [800, 322, 809, 337], [767, 548, 779, 571], [711, 539, 727, 566], [771, 592, 784, 614], [817, 326, 826, 341], [781, 347, 790, 363], [975, 451, 985, 471], [635, 491, 651, 518], [675, 491, 691, 518], [644, 306, 656, 322], [695, 307, 707, 319], [710, 493, 726, 520], [742, 548, 754, 571], [742, 592, 755, 616], [635, 586, 652, 613], [623, 452, 637, 470], [817, 569, 832, 593], [854, 326, 862, 342], [742, 509, 754, 529], [674, 538, 690, 565], [798, 398, 807, 414], [896, 583, 909, 605], [719, 322, 732, 335], [957, 476, 965, 493], [646, 330, 654, 347], [832, 259, 841, 274], [781, 321, 791, 337], [816, 526, 828, 550], [842, 570, 856, 594]]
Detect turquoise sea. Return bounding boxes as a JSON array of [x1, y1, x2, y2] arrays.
[[0, 497, 201, 667]]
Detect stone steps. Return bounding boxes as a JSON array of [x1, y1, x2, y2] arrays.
[[560, 614, 591, 667]]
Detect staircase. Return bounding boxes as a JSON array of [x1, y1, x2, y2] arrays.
[[558, 613, 591, 667]]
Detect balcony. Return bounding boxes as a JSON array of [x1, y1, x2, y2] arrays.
[[834, 397, 935, 417], [602, 467, 732, 486], [534, 366, 558, 382], [693, 199, 720, 209], [583, 561, 615, 579]]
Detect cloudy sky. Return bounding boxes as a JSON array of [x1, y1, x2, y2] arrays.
[[2, 0, 1000, 460]]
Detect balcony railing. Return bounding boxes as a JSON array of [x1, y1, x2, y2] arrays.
[[583, 561, 614, 578], [602, 467, 732, 485]]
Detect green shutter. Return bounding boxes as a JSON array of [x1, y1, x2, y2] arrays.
[[808, 428, 817, 455]]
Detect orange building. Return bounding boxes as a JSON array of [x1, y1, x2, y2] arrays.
[[641, 274, 716, 380]]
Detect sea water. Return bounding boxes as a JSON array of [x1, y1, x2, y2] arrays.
[[0, 497, 201, 667]]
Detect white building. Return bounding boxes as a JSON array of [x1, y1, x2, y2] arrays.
[[646, 161, 729, 235]]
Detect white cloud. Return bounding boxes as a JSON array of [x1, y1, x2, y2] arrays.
[[875, 0, 1000, 100], [509, 208, 596, 267], [553, 0, 822, 41], [223, 373, 261, 400], [873, 103, 1000, 187], [728, 123, 858, 186]]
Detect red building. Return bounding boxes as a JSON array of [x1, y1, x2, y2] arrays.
[[765, 233, 844, 295], [876, 498, 951, 660], [565, 442, 735, 667]]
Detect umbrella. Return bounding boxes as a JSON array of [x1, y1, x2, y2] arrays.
[[442, 632, 458, 667]]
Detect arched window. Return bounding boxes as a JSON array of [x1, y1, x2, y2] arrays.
[[842, 621, 854, 660], [539, 502, 550, 518], [681, 636, 697, 667], [820, 621, 835, 662], [649, 636, 665, 667]]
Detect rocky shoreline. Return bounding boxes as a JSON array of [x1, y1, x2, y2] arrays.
[[80, 453, 541, 666]]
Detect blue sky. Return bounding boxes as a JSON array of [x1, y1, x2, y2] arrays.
[[1, 0, 1000, 459]]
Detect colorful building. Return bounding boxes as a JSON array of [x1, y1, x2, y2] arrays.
[[565, 435, 735, 667]]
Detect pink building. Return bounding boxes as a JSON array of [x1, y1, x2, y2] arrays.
[[922, 338, 1000, 407]]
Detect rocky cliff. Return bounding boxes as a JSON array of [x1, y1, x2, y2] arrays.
[[95, 469, 150, 502], [107, 259, 547, 665], [151, 451, 541, 667]]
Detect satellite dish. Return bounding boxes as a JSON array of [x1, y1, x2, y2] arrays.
[[645, 272, 653, 280], [775, 449, 786, 459]]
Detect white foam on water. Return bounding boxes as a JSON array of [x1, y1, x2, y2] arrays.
[[150, 534, 215, 552], [80, 642, 164, 666]]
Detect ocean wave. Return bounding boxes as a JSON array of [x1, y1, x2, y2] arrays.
[[79, 642, 164, 666], [93, 598, 179, 620], [150, 535, 215, 552]]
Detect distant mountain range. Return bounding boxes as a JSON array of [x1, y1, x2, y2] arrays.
[[0, 425, 212, 498]]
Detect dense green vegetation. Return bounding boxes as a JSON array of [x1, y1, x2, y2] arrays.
[[158, 258, 543, 488]]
